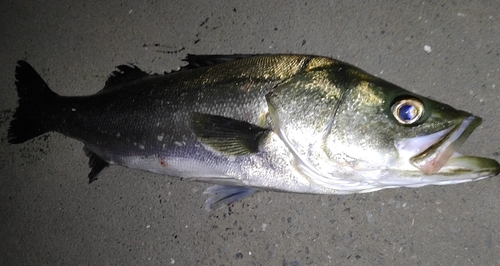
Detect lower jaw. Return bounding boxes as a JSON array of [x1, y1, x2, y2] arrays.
[[436, 153, 500, 176], [409, 116, 482, 174]]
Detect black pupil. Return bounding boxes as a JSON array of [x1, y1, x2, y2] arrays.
[[399, 104, 415, 121]]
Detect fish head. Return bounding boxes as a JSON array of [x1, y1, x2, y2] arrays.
[[267, 62, 499, 192]]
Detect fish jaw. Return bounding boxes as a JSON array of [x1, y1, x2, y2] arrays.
[[437, 153, 500, 178], [395, 115, 500, 180]]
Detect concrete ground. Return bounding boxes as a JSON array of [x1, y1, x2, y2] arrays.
[[1, 0, 499, 265]]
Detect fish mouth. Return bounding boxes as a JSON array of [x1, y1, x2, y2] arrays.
[[395, 116, 500, 176]]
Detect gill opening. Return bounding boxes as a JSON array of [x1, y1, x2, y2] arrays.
[[317, 82, 354, 160]]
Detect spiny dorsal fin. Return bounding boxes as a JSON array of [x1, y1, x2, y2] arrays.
[[103, 65, 151, 89], [190, 112, 269, 156], [180, 54, 257, 71]]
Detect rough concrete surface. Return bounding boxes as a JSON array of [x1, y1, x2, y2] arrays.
[[1, 0, 499, 265]]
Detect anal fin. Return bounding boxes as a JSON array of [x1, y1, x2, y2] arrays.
[[83, 146, 109, 183], [203, 185, 257, 211]]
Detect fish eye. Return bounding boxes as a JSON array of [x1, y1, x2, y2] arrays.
[[391, 98, 424, 125]]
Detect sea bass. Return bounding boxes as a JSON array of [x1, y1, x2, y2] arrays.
[[8, 54, 500, 210]]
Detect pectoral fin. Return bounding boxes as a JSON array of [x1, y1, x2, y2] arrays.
[[190, 112, 269, 156]]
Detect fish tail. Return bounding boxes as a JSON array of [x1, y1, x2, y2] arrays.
[[8, 60, 60, 144]]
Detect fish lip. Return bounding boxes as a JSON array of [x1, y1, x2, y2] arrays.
[[439, 153, 500, 176], [396, 116, 484, 174]]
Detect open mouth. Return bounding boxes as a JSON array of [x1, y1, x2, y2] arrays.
[[395, 116, 500, 176]]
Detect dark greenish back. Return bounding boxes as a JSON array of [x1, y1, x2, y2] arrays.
[[50, 55, 344, 161]]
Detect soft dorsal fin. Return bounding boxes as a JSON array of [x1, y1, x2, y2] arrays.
[[180, 54, 257, 71], [103, 56, 258, 88], [104, 55, 257, 85], [104, 65, 151, 89]]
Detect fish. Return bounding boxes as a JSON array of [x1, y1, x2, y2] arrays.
[[8, 54, 500, 210]]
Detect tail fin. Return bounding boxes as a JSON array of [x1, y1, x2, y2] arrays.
[[8, 60, 59, 144]]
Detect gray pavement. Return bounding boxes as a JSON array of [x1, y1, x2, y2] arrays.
[[1, 1, 499, 265]]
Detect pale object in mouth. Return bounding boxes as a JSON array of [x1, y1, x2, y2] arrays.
[[395, 115, 499, 176]]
